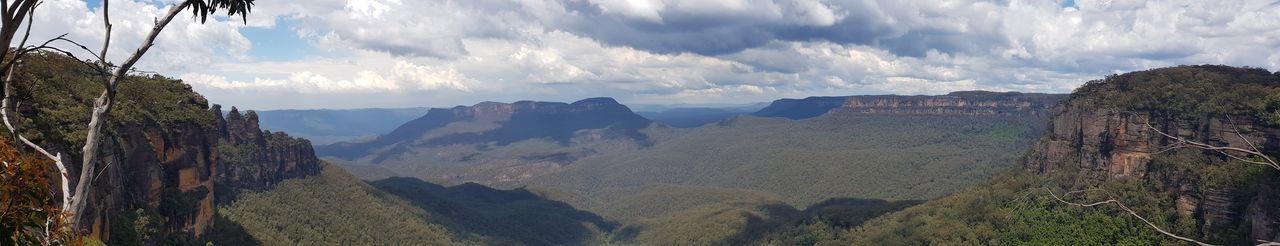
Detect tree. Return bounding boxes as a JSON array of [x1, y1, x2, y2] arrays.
[[0, 0, 256, 237]]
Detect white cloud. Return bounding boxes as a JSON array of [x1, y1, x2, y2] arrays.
[[21, 0, 1280, 109], [182, 59, 473, 93], [23, 0, 251, 72]]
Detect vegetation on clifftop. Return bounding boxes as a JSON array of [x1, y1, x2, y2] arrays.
[[817, 65, 1280, 245]]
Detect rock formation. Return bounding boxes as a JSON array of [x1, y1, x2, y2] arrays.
[[1022, 65, 1280, 242], [82, 103, 321, 243], [317, 97, 652, 161], [753, 91, 1065, 120]]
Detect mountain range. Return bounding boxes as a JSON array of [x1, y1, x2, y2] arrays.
[[10, 51, 1280, 245]]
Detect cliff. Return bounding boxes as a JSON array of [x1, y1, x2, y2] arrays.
[[80, 105, 322, 244], [1023, 65, 1280, 243], [213, 106, 323, 203], [13, 52, 322, 244], [317, 97, 653, 161], [752, 91, 1065, 120]]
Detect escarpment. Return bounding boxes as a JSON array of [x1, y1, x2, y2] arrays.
[[213, 106, 322, 203], [14, 52, 322, 244], [80, 104, 322, 243], [753, 91, 1065, 120], [1022, 65, 1280, 243]]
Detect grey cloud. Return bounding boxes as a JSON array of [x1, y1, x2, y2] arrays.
[[553, 0, 1014, 58]]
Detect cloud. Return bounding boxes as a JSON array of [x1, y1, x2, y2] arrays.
[[182, 59, 472, 93], [25, 0, 251, 71], [22, 0, 1280, 110]]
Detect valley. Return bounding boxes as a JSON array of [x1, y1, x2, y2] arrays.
[[312, 90, 1065, 244], [6, 50, 1280, 245], [6, 1, 1280, 245]]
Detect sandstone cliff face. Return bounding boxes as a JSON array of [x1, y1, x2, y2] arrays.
[[213, 106, 322, 202], [89, 115, 221, 241], [838, 91, 1063, 116], [83, 104, 321, 243], [752, 91, 1065, 120], [1024, 97, 1280, 242]]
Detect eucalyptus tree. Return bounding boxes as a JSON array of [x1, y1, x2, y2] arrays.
[[0, 0, 257, 235]]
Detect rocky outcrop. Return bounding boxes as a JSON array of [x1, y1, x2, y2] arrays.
[[1022, 65, 1280, 243], [81, 104, 321, 244], [88, 110, 222, 242], [213, 106, 322, 203], [14, 52, 323, 244], [752, 91, 1065, 120]]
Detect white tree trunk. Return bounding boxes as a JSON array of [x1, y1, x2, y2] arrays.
[[66, 1, 192, 229]]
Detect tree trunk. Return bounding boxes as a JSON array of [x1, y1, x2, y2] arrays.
[[66, 1, 191, 230]]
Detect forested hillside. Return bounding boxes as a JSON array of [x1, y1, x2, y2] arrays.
[[802, 65, 1280, 245], [213, 164, 481, 245], [321, 91, 1058, 244], [533, 114, 1044, 208], [527, 114, 1046, 244]]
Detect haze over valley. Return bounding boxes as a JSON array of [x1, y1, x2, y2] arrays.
[[4, 0, 1280, 245]]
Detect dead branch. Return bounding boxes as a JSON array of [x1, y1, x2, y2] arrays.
[[3, 64, 71, 211], [1144, 121, 1280, 171], [1046, 188, 1216, 246]]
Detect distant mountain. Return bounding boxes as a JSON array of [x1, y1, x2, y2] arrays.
[[316, 97, 653, 163], [253, 108, 430, 145], [751, 96, 850, 120], [751, 91, 1066, 120], [636, 105, 764, 128]]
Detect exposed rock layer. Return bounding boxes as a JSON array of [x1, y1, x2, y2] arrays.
[[1022, 72, 1280, 242], [753, 91, 1066, 120], [85, 104, 321, 243]]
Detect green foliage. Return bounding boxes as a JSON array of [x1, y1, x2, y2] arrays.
[[368, 178, 614, 245], [999, 196, 1171, 246], [842, 151, 1278, 245], [211, 164, 480, 245], [336, 111, 1047, 244], [824, 65, 1280, 245], [15, 51, 217, 157], [205, 213, 258, 245], [159, 187, 209, 219], [109, 209, 160, 246], [535, 114, 1043, 209], [1073, 65, 1280, 123]]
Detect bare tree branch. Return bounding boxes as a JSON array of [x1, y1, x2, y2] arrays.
[[68, 0, 194, 229], [0, 1, 72, 217], [1145, 121, 1280, 171], [1046, 188, 1216, 246], [1044, 119, 1280, 246]]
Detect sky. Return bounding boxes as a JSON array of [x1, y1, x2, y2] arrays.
[[19, 0, 1280, 110]]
